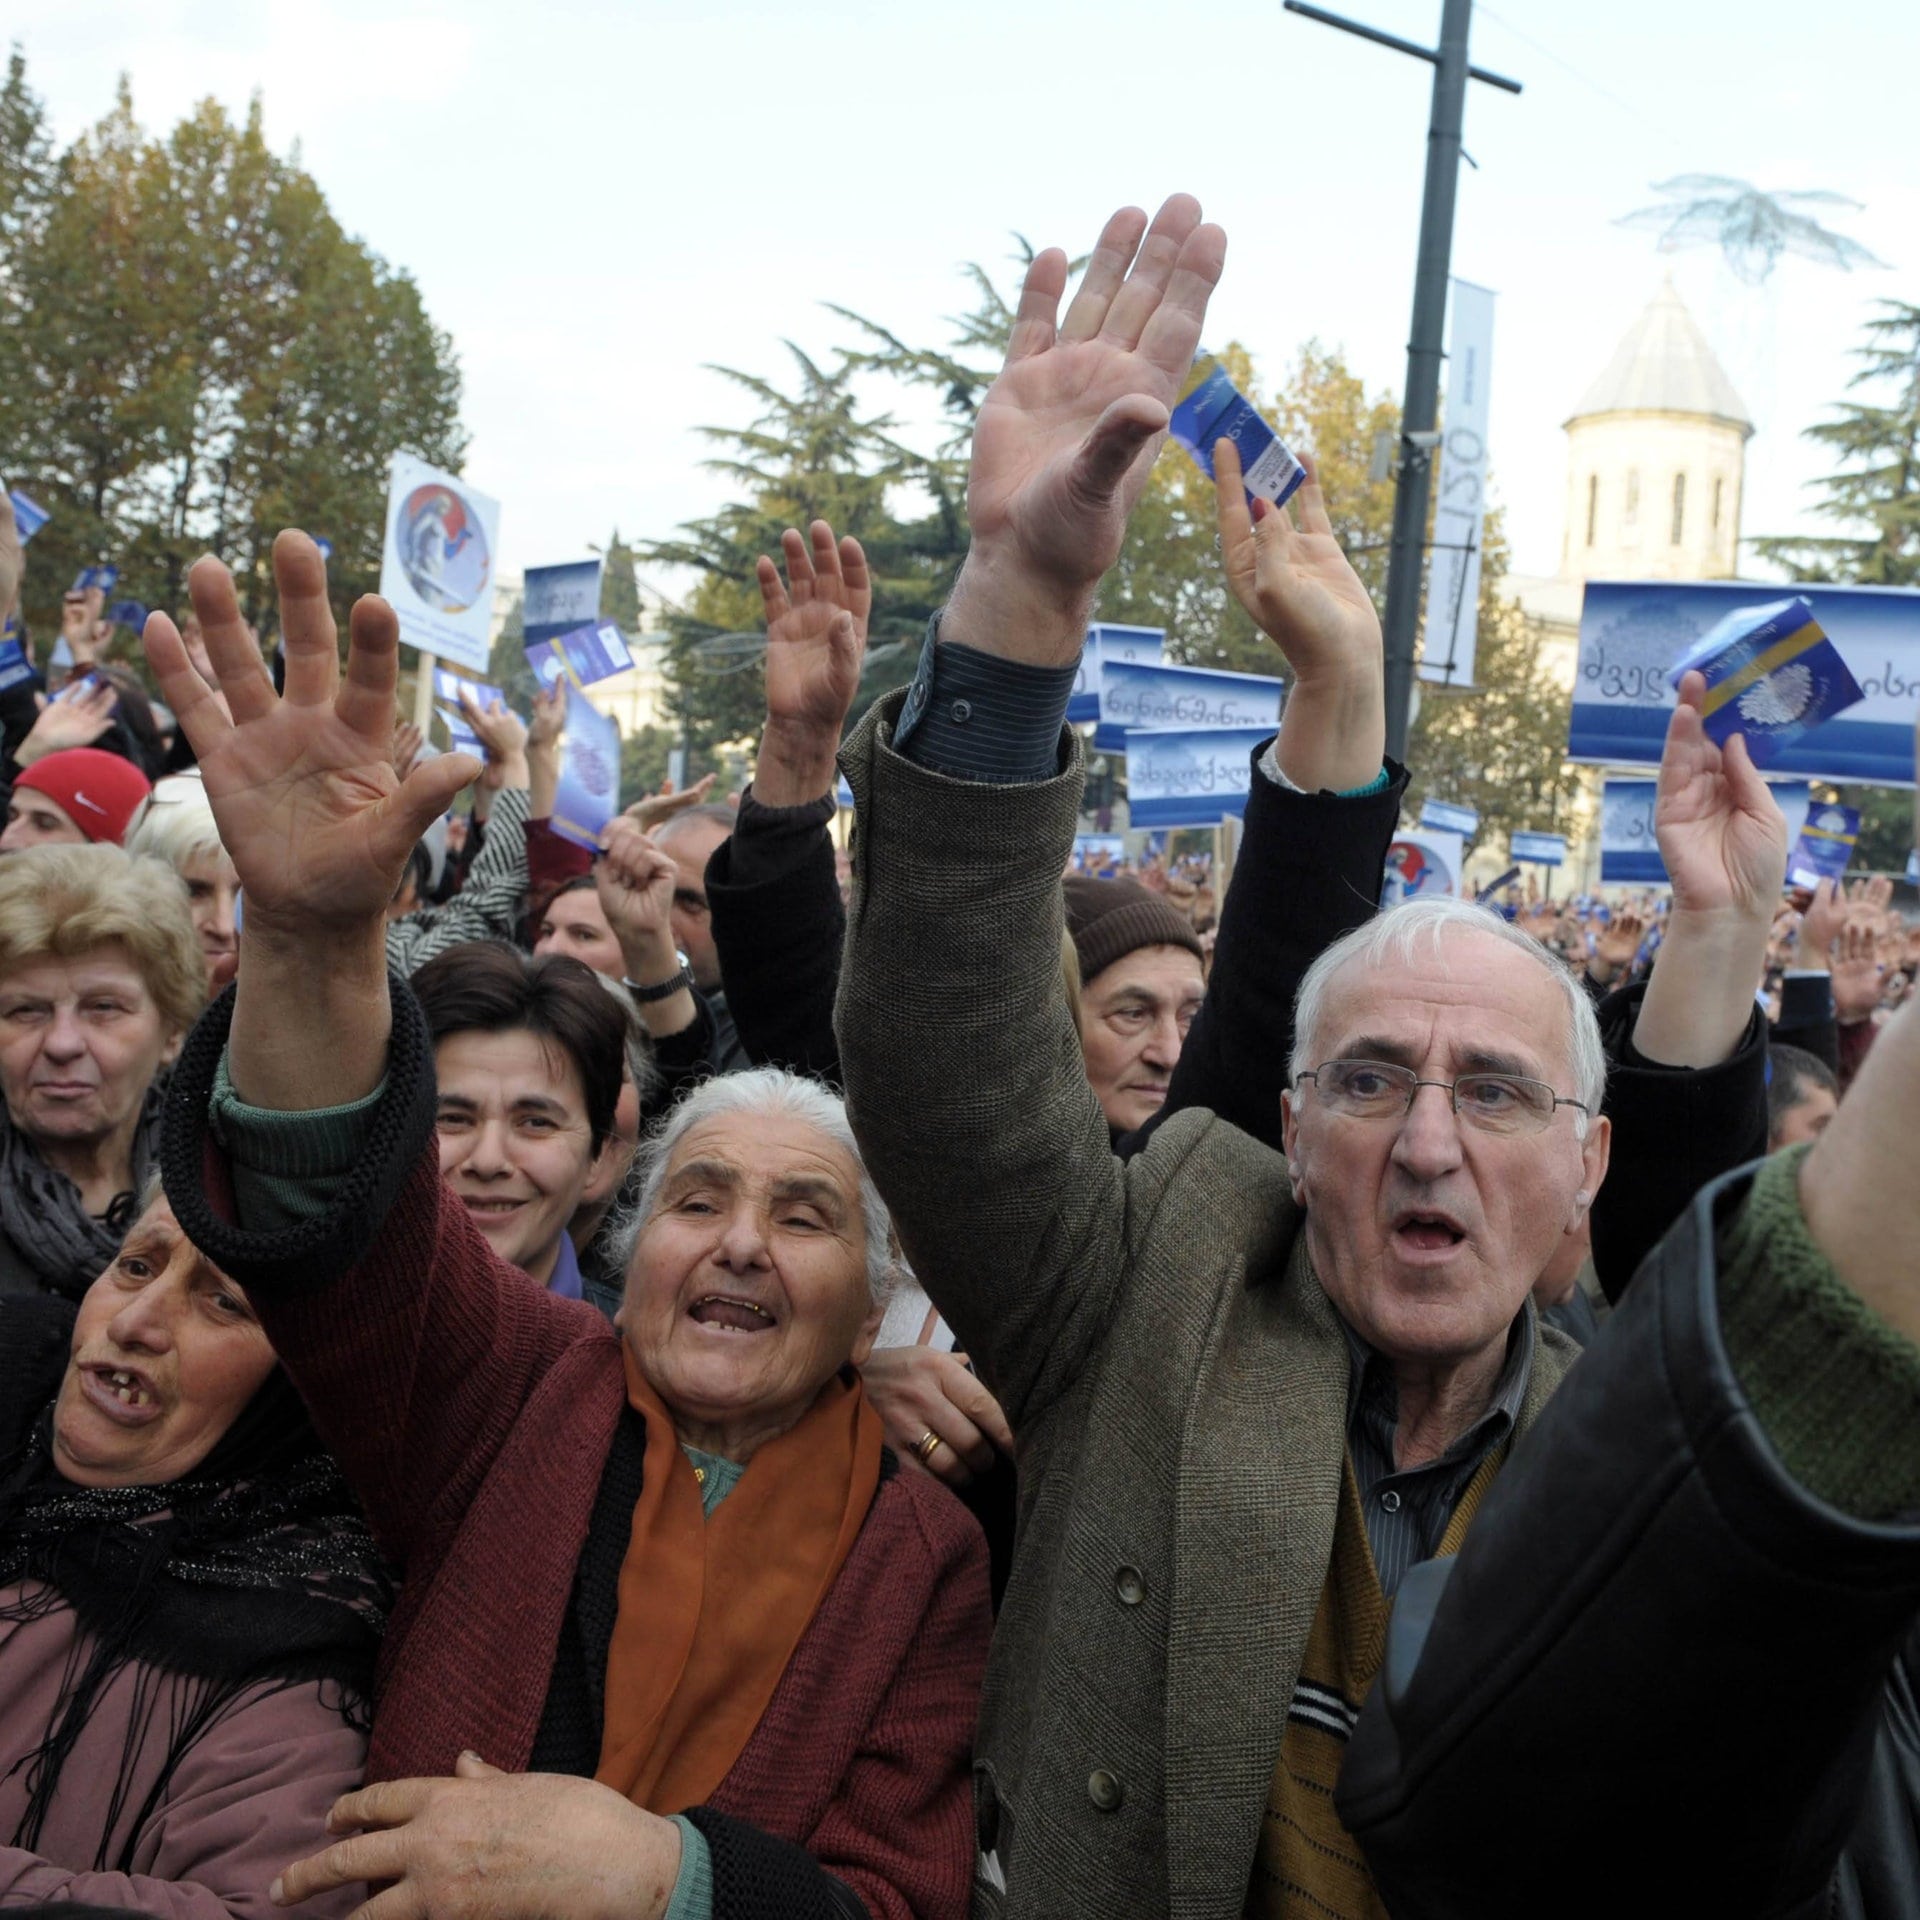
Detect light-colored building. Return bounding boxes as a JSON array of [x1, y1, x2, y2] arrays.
[[1502, 279, 1753, 885], [488, 570, 677, 737]]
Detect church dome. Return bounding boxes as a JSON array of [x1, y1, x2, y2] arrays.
[[1565, 278, 1753, 436]]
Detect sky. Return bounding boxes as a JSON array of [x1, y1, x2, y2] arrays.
[[17, 0, 1920, 600]]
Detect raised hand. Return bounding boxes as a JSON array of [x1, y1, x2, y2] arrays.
[[755, 520, 870, 806], [1591, 908, 1647, 980], [143, 538, 477, 938], [460, 688, 530, 792], [1655, 670, 1789, 922], [595, 816, 696, 1036], [1215, 439, 1384, 788], [527, 678, 567, 753], [945, 195, 1227, 666], [624, 773, 717, 832], [1831, 919, 1886, 1024], [14, 679, 117, 764], [61, 586, 110, 671], [1796, 877, 1846, 971]]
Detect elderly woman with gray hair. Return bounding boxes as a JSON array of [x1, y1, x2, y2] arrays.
[[148, 536, 990, 1920]]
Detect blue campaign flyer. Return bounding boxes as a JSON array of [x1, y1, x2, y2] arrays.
[[432, 667, 507, 713], [550, 695, 622, 850], [523, 561, 604, 646], [72, 565, 118, 595], [1787, 804, 1861, 890], [527, 619, 632, 690], [0, 639, 35, 695], [10, 491, 48, 544]]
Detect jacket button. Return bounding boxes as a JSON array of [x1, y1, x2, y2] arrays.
[[1088, 1769, 1124, 1812], [1114, 1565, 1146, 1606]]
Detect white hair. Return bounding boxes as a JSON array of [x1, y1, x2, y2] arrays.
[[1289, 896, 1607, 1124], [606, 1067, 898, 1311], [124, 772, 226, 873]]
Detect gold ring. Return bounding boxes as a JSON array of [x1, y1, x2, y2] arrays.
[[914, 1430, 943, 1464]]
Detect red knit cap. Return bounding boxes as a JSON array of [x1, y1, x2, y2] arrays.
[[13, 748, 153, 846]]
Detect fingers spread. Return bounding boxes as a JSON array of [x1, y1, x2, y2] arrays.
[[1068, 394, 1172, 511], [1290, 451, 1335, 540], [1099, 193, 1203, 351], [338, 596, 403, 741], [808, 521, 843, 598], [756, 555, 790, 629], [1135, 220, 1229, 379], [1006, 248, 1069, 363], [188, 555, 278, 726], [781, 526, 815, 602], [1212, 439, 1257, 587], [1058, 204, 1150, 342], [273, 532, 341, 711], [142, 609, 230, 755]]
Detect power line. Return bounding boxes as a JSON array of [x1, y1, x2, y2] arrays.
[[1474, 6, 1690, 158]]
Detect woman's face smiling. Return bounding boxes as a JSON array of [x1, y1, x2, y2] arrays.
[[53, 1198, 276, 1488]]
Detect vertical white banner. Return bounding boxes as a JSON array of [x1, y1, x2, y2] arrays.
[[1419, 280, 1495, 689]]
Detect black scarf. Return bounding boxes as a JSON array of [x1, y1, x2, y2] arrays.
[[0, 1295, 392, 1867], [0, 1080, 166, 1300]]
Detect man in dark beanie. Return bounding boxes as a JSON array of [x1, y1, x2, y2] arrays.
[[1063, 872, 1206, 1136]]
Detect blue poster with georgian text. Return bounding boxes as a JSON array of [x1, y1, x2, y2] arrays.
[[523, 561, 604, 647], [1096, 659, 1282, 754], [1068, 624, 1165, 725], [1125, 725, 1275, 828]]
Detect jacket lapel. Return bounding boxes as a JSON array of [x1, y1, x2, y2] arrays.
[[1164, 1224, 1348, 1920]]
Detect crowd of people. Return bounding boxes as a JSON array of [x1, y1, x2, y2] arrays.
[[0, 190, 1918, 1920]]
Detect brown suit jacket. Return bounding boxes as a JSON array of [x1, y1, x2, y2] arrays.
[[837, 693, 1579, 1920]]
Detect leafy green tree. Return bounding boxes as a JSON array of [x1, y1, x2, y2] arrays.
[[1752, 300, 1920, 587], [0, 59, 464, 655]]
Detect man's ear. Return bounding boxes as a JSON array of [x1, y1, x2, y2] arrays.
[[1572, 1114, 1611, 1228]]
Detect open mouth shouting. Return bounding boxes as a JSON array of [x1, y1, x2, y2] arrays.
[[1391, 1207, 1469, 1261], [79, 1362, 164, 1425], [687, 1294, 779, 1335]]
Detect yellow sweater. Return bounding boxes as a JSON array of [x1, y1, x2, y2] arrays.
[[1246, 1444, 1509, 1919]]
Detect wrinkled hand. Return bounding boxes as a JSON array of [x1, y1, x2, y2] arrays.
[[1655, 671, 1788, 922], [391, 720, 426, 781], [947, 195, 1226, 663], [860, 1345, 1014, 1489], [1832, 919, 1886, 1023], [596, 816, 679, 972], [15, 679, 117, 765], [273, 1752, 678, 1920], [142, 537, 477, 937], [625, 773, 716, 832]]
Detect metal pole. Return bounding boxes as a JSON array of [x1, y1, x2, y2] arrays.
[[1380, 0, 1474, 765]]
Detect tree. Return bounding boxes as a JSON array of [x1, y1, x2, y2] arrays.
[[0, 59, 464, 653], [1751, 300, 1920, 587]]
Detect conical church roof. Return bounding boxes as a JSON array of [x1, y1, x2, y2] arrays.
[[1566, 278, 1753, 435]]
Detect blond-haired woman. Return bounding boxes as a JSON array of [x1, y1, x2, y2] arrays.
[[0, 844, 205, 1298]]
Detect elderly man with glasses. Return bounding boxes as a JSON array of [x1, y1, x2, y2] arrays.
[[829, 194, 1920, 1918]]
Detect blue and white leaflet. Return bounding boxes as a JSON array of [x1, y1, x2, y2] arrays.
[[1068, 624, 1165, 725], [377, 452, 500, 675], [1124, 725, 1275, 828], [432, 667, 507, 713], [436, 705, 482, 755], [1383, 830, 1465, 905], [525, 619, 633, 690], [1601, 778, 1812, 884], [1510, 831, 1567, 868], [1095, 659, 1282, 754], [523, 561, 604, 647], [1418, 280, 1495, 689], [1070, 834, 1127, 875], [1168, 354, 1306, 510], [550, 693, 622, 851], [10, 491, 48, 544], [1570, 580, 1917, 785], [1787, 804, 1862, 891], [105, 601, 147, 634], [72, 566, 118, 595], [1418, 796, 1480, 838]]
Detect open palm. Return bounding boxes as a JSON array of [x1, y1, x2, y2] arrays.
[[143, 535, 477, 931], [1656, 670, 1789, 919], [758, 521, 870, 737]]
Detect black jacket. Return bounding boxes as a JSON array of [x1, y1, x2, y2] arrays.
[[1336, 1163, 1920, 1919]]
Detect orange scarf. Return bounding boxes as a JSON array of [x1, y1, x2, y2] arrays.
[[595, 1347, 884, 1815]]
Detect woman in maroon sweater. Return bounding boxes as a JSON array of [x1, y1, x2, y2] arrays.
[[147, 538, 990, 1920]]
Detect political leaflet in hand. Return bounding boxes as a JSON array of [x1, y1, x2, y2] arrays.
[[1169, 354, 1306, 510], [1787, 804, 1861, 891], [550, 693, 621, 851], [432, 667, 507, 714], [10, 492, 48, 544], [72, 565, 118, 594], [525, 619, 633, 690], [1667, 595, 1864, 770], [523, 561, 603, 646]]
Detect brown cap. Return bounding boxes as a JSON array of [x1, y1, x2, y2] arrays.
[[1062, 874, 1206, 987]]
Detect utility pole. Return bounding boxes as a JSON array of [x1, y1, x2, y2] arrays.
[[1281, 1, 1520, 762]]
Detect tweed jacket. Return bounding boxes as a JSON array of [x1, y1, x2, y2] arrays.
[[836, 695, 1581, 1920]]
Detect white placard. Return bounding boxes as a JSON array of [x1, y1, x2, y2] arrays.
[[378, 453, 501, 675], [1419, 280, 1495, 690]]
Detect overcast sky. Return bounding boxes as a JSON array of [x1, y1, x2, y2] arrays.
[[19, 0, 1919, 599]]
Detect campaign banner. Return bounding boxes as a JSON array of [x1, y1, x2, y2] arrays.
[[1602, 777, 1812, 884], [1787, 803, 1861, 891], [523, 560, 604, 647], [1419, 279, 1495, 689], [1510, 830, 1567, 868], [1096, 659, 1282, 754], [1419, 796, 1480, 838], [549, 694, 622, 851], [1384, 830, 1465, 905], [1068, 624, 1165, 726], [1570, 580, 1920, 786], [526, 618, 633, 690], [378, 453, 499, 675], [0, 638, 34, 695], [1070, 833, 1127, 876], [432, 667, 507, 714], [1124, 725, 1273, 828], [10, 491, 48, 544]]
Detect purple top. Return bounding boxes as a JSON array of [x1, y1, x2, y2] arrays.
[[545, 1230, 584, 1301]]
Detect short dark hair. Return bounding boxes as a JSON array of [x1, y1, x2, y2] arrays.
[[549, 873, 599, 902], [410, 941, 631, 1151], [654, 802, 736, 843], [1767, 1043, 1837, 1137]]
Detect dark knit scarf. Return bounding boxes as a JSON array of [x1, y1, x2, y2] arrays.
[[0, 1295, 392, 1869], [0, 1079, 166, 1299]]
